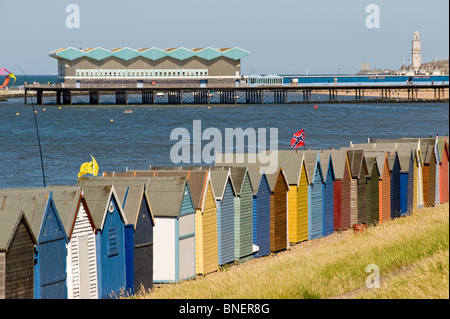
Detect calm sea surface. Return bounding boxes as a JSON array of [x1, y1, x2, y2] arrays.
[[0, 89, 448, 188]]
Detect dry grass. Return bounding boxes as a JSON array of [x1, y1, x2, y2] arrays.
[[134, 203, 449, 299]]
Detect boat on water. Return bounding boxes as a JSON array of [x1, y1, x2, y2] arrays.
[[123, 109, 133, 114]]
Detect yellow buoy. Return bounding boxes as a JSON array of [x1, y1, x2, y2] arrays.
[[16, 112, 20, 116], [208, 106, 211, 109], [43, 108, 46, 111], [110, 119, 114, 122], [58, 106, 61, 109], [34, 110, 37, 113]]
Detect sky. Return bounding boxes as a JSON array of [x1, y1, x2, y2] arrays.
[[0, 0, 448, 75]]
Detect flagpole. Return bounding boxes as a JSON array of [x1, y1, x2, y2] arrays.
[[13, 65, 46, 187]]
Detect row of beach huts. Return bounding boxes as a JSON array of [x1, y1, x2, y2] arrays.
[[0, 137, 448, 299]]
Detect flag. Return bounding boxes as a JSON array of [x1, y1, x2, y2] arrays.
[[291, 129, 306, 149], [78, 155, 99, 178]]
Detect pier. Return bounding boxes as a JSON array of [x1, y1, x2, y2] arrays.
[[23, 83, 449, 105]]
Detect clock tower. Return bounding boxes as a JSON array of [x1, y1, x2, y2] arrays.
[[412, 31, 421, 73]]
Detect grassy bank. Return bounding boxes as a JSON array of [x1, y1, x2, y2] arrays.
[[135, 203, 449, 299]]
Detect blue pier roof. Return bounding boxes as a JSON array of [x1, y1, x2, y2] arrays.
[[50, 47, 250, 61]]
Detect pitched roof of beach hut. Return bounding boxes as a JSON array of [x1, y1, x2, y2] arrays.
[[150, 166, 236, 200], [273, 150, 310, 186], [78, 177, 154, 228], [0, 211, 37, 252], [246, 166, 267, 195], [367, 140, 423, 167], [145, 176, 191, 217], [326, 149, 351, 181], [210, 168, 236, 199], [0, 188, 66, 240], [345, 149, 368, 178], [421, 140, 438, 165], [437, 136, 449, 162], [303, 150, 324, 184], [106, 168, 215, 212], [75, 184, 127, 230], [214, 153, 287, 192], [364, 155, 380, 177], [0, 210, 37, 299], [319, 150, 335, 181], [44, 186, 100, 239]]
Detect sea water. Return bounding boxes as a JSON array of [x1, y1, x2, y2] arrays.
[[0, 94, 448, 188]]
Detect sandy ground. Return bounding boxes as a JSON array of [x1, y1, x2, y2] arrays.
[[312, 88, 449, 100]]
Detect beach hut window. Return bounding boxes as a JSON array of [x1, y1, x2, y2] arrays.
[[108, 226, 118, 257]]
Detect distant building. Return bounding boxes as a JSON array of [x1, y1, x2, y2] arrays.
[[50, 47, 250, 86], [412, 31, 422, 73], [392, 30, 448, 76], [356, 61, 391, 75]]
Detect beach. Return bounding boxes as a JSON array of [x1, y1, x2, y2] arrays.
[[313, 87, 449, 100]]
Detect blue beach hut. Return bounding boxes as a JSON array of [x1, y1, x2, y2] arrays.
[[397, 149, 416, 215], [319, 150, 335, 237], [387, 151, 401, 219], [304, 151, 324, 240], [78, 184, 128, 299], [97, 175, 195, 284], [0, 188, 68, 299], [247, 166, 271, 258], [78, 177, 155, 294], [208, 167, 236, 266]]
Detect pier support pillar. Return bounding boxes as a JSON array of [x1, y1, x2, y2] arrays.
[[36, 90, 43, 105], [116, 91, 128, 105], [246, 90, 262, 104], [274, 90, 286, 104], [89, 91, 100, 105], [194, 91, 208, 104], [62, 91, 72, 105], [142, 91, 154, 104], [304, 89, 311, 101], [56, 90, 61, 105], [168, 91, 182, 104]]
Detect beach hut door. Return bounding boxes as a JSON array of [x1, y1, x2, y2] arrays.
[[78, 235, 91, 299]]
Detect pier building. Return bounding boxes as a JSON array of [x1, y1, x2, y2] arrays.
[[50, 47, 250, 87]]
